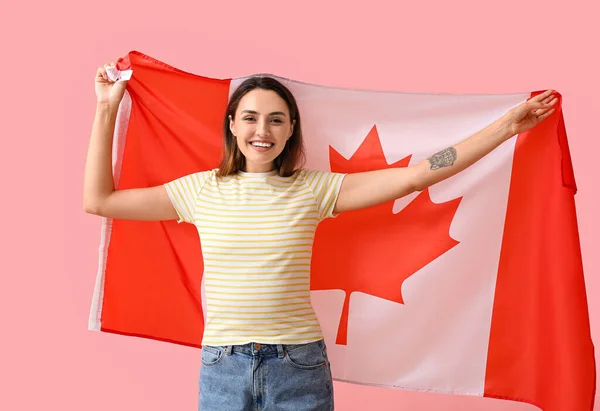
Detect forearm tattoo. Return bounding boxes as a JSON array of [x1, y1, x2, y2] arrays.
[[428, 147, 457, 170]]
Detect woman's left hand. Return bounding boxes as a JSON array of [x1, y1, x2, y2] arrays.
[[505, 89, 559, 135]]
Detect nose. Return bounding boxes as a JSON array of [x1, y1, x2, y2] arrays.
[[256, 118, 270, 137]]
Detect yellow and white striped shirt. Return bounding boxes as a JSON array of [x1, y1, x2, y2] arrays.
[[164, 168, 346, 346]]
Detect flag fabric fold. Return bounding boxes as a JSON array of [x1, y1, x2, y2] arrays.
[[89, 50, 595, 410]]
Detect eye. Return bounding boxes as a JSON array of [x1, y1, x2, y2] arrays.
[[243, 116, 255, 122], [271, 118, 283, 124]]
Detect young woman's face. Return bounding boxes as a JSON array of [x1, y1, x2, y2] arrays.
[[229, 89, 295, 173]]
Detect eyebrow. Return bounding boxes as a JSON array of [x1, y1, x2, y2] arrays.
[[240, 110, 287, 117]]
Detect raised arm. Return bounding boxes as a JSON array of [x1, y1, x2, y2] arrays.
[[334, 90, 558, 213], [83, 60, 178, 221]]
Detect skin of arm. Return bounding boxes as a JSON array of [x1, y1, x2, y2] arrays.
[[85, 62, 556, 221], [83, 103, 177, 221], [83, 103, 118, 213], [83, 60, 178, 222], [334, 90, 558, 214]]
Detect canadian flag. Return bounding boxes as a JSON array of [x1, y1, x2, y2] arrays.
[[89, 51, 595, 410]]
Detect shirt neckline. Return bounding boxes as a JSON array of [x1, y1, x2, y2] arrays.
[[237, 170, 278, 177]]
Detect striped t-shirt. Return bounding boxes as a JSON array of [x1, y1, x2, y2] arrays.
[[164, 168, 346, 346]]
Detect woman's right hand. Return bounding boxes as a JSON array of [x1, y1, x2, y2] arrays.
[[95, 58, 128, 107]]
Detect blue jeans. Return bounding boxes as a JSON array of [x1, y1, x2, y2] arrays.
[[199, 339, 334, 410]]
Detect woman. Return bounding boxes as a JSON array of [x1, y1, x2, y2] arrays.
[[84, 59, 557, 411]]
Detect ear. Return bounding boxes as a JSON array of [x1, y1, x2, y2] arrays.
[[289, 119, 296, 139], [228, 114, 236, 136]]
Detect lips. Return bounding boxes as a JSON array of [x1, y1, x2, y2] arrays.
[[249, 140, 274, 148]]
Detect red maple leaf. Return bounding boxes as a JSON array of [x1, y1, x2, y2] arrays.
[[311, 125, 462, 345]]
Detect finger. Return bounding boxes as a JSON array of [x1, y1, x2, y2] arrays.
[[97, 66, 108, 81], [530, 89, 554, 102], [528, 101, 550, 111], [535, 107, 552, 116], [537, 108, 556, 122], [534, 97, 558, 115], [536, 103, 557, 116], [533, 98, 557, 109], [539, 89, 554, 99], [110, 61, 116, 67], [102, 63, 117, 82], [542, 94, 558, 105], [544, 97, 559, 108]]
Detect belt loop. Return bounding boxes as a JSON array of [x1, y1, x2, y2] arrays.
[[226, 345, 233, 355], [277, 344, 285, 359]]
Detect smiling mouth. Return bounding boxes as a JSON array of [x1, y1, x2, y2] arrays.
[[250, 141, 274, 148]]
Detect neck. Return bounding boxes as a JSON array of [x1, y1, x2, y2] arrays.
[[244, 162, 275, 173]]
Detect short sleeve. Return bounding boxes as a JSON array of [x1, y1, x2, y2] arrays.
[[301, 169, 347, 220], [163, 170, 212, 223]]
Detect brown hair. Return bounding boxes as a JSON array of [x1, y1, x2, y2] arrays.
[[216, 76, 305, 177]]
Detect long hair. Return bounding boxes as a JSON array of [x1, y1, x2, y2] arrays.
[[216, 77, 305, 177]]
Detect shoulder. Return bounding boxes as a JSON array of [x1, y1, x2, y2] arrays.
[[164, 168, 217, 189], [189, 168, 219, 181], [297, 168, 345, 183], [295, 168, 326, 180]]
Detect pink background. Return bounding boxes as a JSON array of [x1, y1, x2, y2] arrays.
[[2, 0, 597, 409]]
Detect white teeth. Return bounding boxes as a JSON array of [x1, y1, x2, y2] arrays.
[[251, 142, 273, 148]]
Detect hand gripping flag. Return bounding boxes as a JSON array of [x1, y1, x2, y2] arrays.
[[89, 51, 595, 411]]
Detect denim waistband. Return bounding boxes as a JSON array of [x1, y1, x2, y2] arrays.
[[217, 339, 325, 358]]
